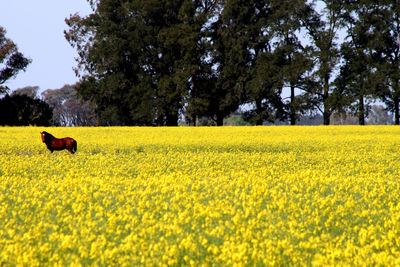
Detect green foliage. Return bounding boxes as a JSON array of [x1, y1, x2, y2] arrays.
[[0, 94, 53, 126], [66, 0, 215, 126], [209, 0, 274, 125], [0, 27, 31, 94], [64, 0, 400, 126], [300, 0, 348, 125]]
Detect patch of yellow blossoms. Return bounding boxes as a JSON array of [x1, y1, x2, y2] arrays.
[[1, 126, 400, 266]]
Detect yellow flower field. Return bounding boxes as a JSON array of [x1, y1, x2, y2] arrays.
[[1, 126, 400, 266]]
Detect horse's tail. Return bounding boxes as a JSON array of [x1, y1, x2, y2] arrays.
[[71, 140, 77, 154]]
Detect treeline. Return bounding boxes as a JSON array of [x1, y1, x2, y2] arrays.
[[0, 84, 393, 126], [63, 0, 400, 126], [0, 85, 97, 126]]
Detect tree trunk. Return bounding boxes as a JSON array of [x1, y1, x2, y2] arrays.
[[323, 110, 330, 125], [290, 84, 296, 125], [394, 84, 400, 125], [156, 114, 164, 126], [216, 112, 224, 126], [191, 114, 197, 126], [323, 75, 330, 125], [255, 99, 263, 125], [394, 96, 399, 125], [358, 94, 365, 125], [190, 79, 197, 126], [166, 112, 178, 126], [396, 14, 400, 124]]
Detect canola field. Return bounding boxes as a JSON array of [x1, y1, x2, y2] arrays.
[[1, 126, 400, 266]]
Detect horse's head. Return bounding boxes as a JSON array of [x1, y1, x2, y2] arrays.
[[40, 132, 46, 142], [40, 131, 53, 143]]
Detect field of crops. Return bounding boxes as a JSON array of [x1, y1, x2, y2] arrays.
[[1, 126, 400, 265]]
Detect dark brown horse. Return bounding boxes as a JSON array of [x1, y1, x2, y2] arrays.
[[41, 131, 77, 154]]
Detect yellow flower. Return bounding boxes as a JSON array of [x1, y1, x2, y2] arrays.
[[0, 126, 400, 265]]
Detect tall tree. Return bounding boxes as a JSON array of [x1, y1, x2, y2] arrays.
[[206, 0, 253, 125], [364, 0, 400, 125], [301, 0, 347, 125], [0, 26, 31, 94], [336, 43, 375, 125], [153, 0, 217, 126], [66, 0, 148, 125], [66, 0, 215, 126], [226, 0, 285, 126], [179, 1, 219, 126], [245, 50, 285, 125], [270, 0, 314, 125], [336, 2, 387, 125], [209, 0, 286, 126]]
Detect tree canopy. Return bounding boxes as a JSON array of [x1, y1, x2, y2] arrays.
[[41, 84, 97, 126], [65, 0, 400, 125], [0, 93, 52, 126], [0, 26, 31, 95]]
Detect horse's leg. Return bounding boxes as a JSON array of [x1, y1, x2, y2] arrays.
[[67, 140, 76, 154]]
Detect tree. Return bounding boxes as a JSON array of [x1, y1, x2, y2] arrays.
[[336, 1, 395, 125], [301, 0, 347, 125], [11, 86, 39, 99], [66, 0, 216, 126], [152, 0, 218, 126], [0, 26, 31, 94], [0, 86, 53, 126], [0, 94, 52, 126], [66, 1, 145, 125], [41, 84, 97, 126], [362, 1, 400, 125], [213, 0, 286, 126], [206, 0, 289, 126], [270, 0, 314, 125], [336, 37, 378, 125], [207, 0, 257, 125], [178, 1, 219, 126], [244, 51, 286, 125]]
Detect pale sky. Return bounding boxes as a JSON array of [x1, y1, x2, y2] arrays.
[[0, 0, 92, 93]]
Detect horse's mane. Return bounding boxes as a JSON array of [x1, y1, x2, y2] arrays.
[[42, 131, 55, 142]]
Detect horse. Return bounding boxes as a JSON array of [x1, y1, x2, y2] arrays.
[[40, 131, 77, 154]]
